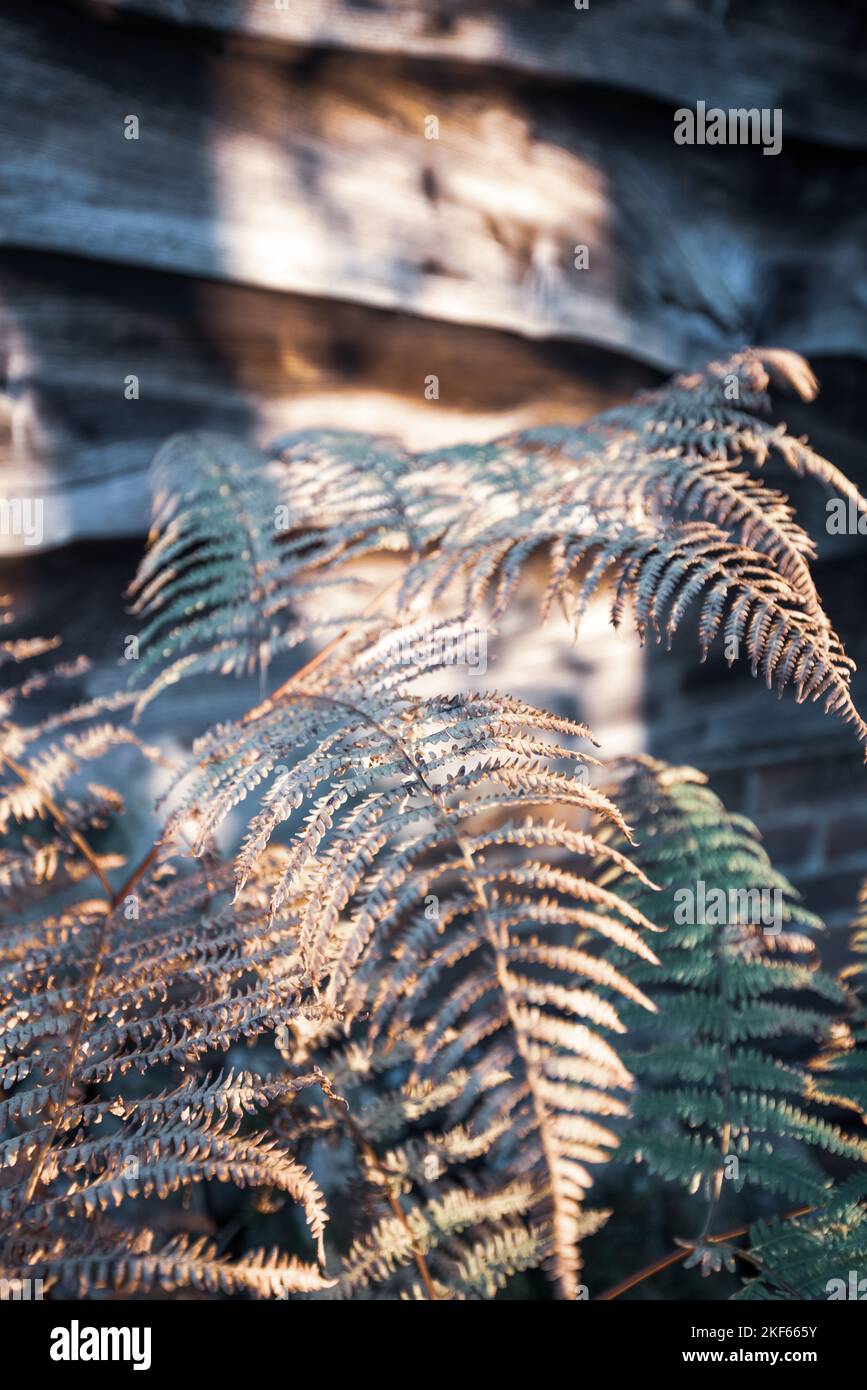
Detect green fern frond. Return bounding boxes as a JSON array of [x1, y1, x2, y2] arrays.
[[127, 432, 376, 714], [128, 429, 460, 713], [593, 757, 858, 1208], [734, 1176, 867, 1301]]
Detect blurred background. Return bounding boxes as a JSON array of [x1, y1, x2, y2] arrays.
[[1, 0, 867, 1294]]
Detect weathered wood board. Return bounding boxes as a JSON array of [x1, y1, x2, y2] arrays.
[[1, 2, 866, 552], [2, 6, 866, 371], [0, 250, 654, 547], [88, 0, 867, 149]]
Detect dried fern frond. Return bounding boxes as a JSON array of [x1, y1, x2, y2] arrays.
[[512, 348, 863, 522], [2, 1226, 335, 1300], [599, 348, 866, 516], [271, 428, 462, 565], [275, 1031, 558, 1300], [165, 622, 663, 1296], [0, 645, 163, 908], [326, 1181, 542, 1301], [407, 505, 866, 742], [130, 351, 866, 751], [0, 836, 337, 1298], [6, 349, 867, 1302], [593, 757, 865, 1208], [0, 635, 155, 820], [397, 350, 866, 746]]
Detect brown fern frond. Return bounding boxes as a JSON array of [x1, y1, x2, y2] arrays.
[[165, 622, 661, 1296], [3, 1226, 334, 1299], [400, 518, 865, 748], [6, 347, 866, 1304], [322, 1181, 538, 1300], [0, 833, 338, 1294], [394, 351, 865, 746], [129, 352, 865, 752]]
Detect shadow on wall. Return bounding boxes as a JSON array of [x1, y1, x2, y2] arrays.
[[0, 0, 258, 552]]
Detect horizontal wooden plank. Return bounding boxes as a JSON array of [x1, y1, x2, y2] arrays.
[[2, 7, 867, 372], [0, 251, 652, 549], [87, 0, 867, 148], [2, 248, 866, 556]]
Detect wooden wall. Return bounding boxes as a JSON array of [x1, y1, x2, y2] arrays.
[[1, 0, 867, 546]]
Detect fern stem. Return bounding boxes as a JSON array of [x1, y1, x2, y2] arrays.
[[729, 1245, 810, 1301], [699, 938, 733, 1241], [283, 688, 580, 1298], [457, 839, 575, 1299], [594, 1205, 813, 1300]]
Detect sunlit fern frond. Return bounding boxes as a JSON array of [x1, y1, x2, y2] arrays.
[[271, 428, 463, 565], [1, 1226, 335, 1300], [0, 702, 152, 837], [127, 433, 314, 710], [0, 841, 337, 1298], [129, 353, 866, 750], [0, 644, 161, 890], [164, 622, 663, 1296], [275, 1029, 568, 1300], [524, 348, 864, 515], [0, 832, 126, 898], [0, 636, 61, 671], [404, 347, 856, 606], [326, 1181, 546, 1301], [592, 757, 866, 1207], [398, 352, 867, 747], [405, 509, 866, 743], [425, 350, 833, 614]]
